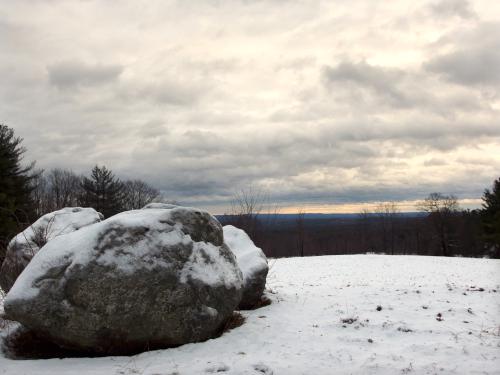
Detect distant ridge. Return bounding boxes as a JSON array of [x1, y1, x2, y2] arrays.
[[217, 212, 427, 221]]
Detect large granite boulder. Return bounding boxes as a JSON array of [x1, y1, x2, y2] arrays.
[[0, 207, 103, 292], [142, 202, 178, 210], [4, 207, 243, 355], [223, 225, 268, 309]]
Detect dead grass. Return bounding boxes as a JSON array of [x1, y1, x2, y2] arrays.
[[3, 311, 249, 359], [240, 295, 272, 311], [2, 325, 88, 360], [221, 312, 246, 334]]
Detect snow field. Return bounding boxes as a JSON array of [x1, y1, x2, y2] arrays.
[[1, 254, 499, 374]]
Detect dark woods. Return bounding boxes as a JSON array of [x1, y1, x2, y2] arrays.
[[28, 166, 160, 219], [222, 189, 500, 259], [30, 166, 160, 218], [1, 124, 499, 265], [223, 209, 493, 259]]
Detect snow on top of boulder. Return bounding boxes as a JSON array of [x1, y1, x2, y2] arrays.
[[223, 225, 267, 283], [179, 241, 242, 288], [8, 207, 103, 256], [6, 207, 242, 303], [107, 209, 242, 289], [142, 202, 178, 210]]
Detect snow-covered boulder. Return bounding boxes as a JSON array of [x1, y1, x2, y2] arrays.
[[4, 207, 243, 355], [142, 202, 178, 209], [0, 207, 103, 292], [223, 225, 268, 309]]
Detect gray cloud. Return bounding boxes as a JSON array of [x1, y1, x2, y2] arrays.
[[425, 47, 500, 87], [317, 58, 489, 118], [429, 0, 477, 19], [116, 113, 500, 207], [137, 120, 169, 139], [425, 22, 500, 87], [48, 61, 123, 89], [423, 158, 447, 167], [322, 61, 410, 107], [322, 61, 402, 88], [141, 81, 204, 106]]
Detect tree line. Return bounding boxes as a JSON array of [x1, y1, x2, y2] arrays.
[[30, 166, 159, 218], [223, 186, 500, 259]]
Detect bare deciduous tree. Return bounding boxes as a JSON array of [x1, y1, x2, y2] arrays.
[[122, 179, 159, 210], [228, 186, 281, 254], [358, 208, 372, 252], [375, 202, 400, 255], [417, 193, 459, 257], [296, 208, 306, 257], [47, 168, 82, 209], [230, 187, 267, 238], [30, 168, 49, 217], [231, 187, 266, 216], [30, 168, 83, 214]]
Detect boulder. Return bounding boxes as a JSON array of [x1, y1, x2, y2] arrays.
[[223, 225, 268, 309], [142, 202, 178, 210], [3, 207, 243, 355], [0, 207, 103, 292]]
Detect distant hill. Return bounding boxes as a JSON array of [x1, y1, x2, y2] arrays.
[[217, 212, 427, 221], [216, 212, 428, 229]]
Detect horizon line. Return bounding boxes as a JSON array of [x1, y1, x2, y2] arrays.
[[203, 198, 483, 215]]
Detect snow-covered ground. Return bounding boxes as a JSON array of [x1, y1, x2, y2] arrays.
[[1, 255, 499, 374]]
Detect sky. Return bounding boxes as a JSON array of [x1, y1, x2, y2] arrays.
[[1, 0, 499, 214]]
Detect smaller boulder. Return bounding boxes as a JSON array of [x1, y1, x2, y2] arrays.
[[0, 207, 103, 292], [223, 225, 269, 309]]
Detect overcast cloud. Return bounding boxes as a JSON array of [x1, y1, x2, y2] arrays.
[[1, 0, 499, 212]]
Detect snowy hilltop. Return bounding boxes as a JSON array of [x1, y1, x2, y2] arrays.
[[1, 254, 499, 374]]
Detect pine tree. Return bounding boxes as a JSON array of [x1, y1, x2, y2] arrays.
[[0, 124, 35, 263], [481, 177, 500, 257], [79, 165, 124, 218]]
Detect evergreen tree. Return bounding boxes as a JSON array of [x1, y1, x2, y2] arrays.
[[79, 165, 124, 218], [481, 177, 500, 257], [0, 124, 35, 263]]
